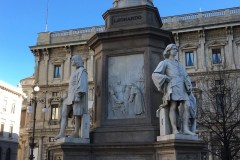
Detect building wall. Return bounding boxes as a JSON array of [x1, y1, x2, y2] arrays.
[[0, 80, 25, 160], [19, 7, 240, 160]]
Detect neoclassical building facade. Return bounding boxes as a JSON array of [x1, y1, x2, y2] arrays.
[[18, 7, 240, 160], [0, 80, 25, 160]]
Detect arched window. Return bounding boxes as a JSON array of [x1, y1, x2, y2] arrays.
[[5, 148, 10, 160]]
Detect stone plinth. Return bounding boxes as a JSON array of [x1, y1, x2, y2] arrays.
[[48, 142, 156, 160], [56, 137, 90, 144], [88, 4, 174, 144], [48, 140, 207, 160], [103, 5, 163, 31], [156, 139, 208, 160], [157, 134, 199, 141], [113, 0, 153, 8]]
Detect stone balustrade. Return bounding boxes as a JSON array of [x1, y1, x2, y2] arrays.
[[161, 7, 240, 24], [37, 7, 240, 45]]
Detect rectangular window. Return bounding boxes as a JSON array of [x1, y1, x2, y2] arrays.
[[49, 137, 57, 142], [20, 110, 26, 128], [212, 49, 222, 64], [215, 79, 224, 86], [185, 51, 194, 66], [52, 92, 60, 97], [9, 126, 13, 138], [53, 65, 61, 78], [11, 103, 15, 114], [191, 81, 196, 88], [2, 100, 7, 112], [51, 104, 59, 120], [216, 94, 224, 112], [0, 124, 4, 136]]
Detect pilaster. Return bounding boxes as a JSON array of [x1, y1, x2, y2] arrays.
[[198, 29, 206, 71]]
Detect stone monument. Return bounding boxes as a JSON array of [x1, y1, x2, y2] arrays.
[[54, 54, 90, 143], [48, 1, 207, 160], [89, 0, 172, 145]]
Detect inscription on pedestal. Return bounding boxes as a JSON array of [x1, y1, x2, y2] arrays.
[[111, 13, 144, 26]]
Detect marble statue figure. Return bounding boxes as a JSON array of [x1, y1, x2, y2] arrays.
[[128, 83, 145, 115], [109, 81, 126, 115], [55, 54, 89, 140], [152, 44, 196, 135]]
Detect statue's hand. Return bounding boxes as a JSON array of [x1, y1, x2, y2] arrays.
[[165, 76, 172, 82], [74, 93, 85, 102], [74, 96, 80, 102]]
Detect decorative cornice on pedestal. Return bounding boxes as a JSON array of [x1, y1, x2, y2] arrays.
[[113, 0, 153, 8]]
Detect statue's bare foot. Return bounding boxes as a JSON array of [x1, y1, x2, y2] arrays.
[[183, 129, 196, 135], [54, 134, 65, 140], [173, 129, 179, 134]]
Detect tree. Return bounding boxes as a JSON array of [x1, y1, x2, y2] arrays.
[[196, 68, 240, 160]]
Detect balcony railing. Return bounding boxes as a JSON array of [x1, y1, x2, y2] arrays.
[[162, 7, 240, 24], [48, 7, 240, 39]]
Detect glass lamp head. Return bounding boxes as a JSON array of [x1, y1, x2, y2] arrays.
[[27, 105, 33, 113], [33, 86, 40, 92]]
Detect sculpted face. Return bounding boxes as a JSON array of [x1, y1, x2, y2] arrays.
[[71, 57, 77, 66], [71, 55, 83, 67], [169, 45, 178, 57]]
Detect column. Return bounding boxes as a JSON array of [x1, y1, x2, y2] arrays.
[[198, 30, 206, 71], [38, 137, 43, 160], [226, 26, 236, 69], [43, 48, 49, 85], [173, 33, 180, 61], [31, 50, 40, 84], [88, 50, 94, 82], [64, 46, 72, 82]]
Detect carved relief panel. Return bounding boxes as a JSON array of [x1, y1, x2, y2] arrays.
[[107, 54, 145, 119]]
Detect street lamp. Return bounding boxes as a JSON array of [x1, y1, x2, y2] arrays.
[[28, 86, 48, 160]]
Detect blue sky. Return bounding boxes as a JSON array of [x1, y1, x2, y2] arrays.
[[0, 0, 239, 86]]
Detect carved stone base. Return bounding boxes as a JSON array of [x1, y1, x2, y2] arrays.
[[48, 140, 207, 160], [157, 134, 199, 141], [56, 137, 90, 144], [156, 139, 208, 160]]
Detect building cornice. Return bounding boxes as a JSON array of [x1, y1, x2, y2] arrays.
[[0, 80, 26, 98]]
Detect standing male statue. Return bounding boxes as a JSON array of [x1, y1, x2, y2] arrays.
[[152, 44, 196, 135], [55, 54, 89, 140]]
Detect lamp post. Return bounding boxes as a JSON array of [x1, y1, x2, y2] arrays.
[[28, 86, 48, 160]]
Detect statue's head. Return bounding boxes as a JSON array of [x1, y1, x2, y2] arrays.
[[71, 55, 84, 67], [163, 44, 178, 59]]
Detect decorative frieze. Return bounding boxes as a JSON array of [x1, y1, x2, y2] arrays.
[[179, 32, 199, 43], [205, 28, 226, 41]]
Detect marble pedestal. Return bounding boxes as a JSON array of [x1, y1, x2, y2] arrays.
[[56, 137, 90, 144], [88, 4, 174, 144], [156, 139, 208, 160], [48, 140, 207, 160]]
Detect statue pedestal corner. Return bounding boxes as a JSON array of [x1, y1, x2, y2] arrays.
[[157, 134, 199, 141], [56, 137, 90, 144]]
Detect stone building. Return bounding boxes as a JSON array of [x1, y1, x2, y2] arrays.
[[0, 80, 25, 160], [18, 76, 35, 160], [18, 6, 240, 160]]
